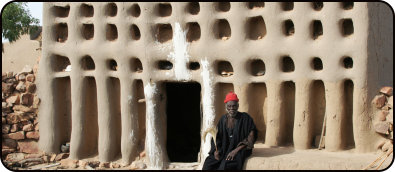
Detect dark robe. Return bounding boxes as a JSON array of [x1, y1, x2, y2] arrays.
[[202, 112, 257, 170]]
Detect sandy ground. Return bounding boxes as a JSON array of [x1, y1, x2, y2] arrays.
[[244, 143, 393, 170], [8, 143, 393, 170]]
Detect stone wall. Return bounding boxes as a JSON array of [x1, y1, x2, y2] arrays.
[[2, 66, 40, 157]]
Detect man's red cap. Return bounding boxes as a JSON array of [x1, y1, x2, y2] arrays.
[[224, 92, 239, 103]]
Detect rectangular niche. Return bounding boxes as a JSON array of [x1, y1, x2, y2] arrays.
[[106, 77, 122, 158], [309, 80, 326, 148], [343, 80, 354, 149], [51, 5, 70, 18], [51, 54, 71, 72], [53, 23, 68, 42], [155, 24, 173, 43], [214, 83, 234, 124], [81, 77, 99, 157], [312, 20, 323, 40], [135, 80, 146, 152], [341, 19, 354, 36], [53, 77, 72, 148], [246, 16, 266, 40], [106, 24, 118, 41], [247, 83, 267, 142], [82, 24, 94, 40], [280, 81, 295, 146]]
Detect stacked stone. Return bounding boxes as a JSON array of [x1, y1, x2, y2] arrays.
[[373, 86, 393, 153], [2, 66, 41, 158]]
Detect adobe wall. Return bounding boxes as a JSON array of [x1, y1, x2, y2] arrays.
[[37, 2, 393, 169], [2, 34, 41, 72]]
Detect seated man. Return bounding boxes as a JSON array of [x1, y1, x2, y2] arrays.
[[203, 92, 257, 170]]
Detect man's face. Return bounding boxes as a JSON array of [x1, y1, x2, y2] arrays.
[[226, 101, 239, 117]]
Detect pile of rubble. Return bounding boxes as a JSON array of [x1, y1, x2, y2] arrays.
[[365, 86, 393, 170], [2, 66, 40, 156], [373, 87, 393, 149]]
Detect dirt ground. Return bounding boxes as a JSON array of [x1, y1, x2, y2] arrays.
[[4, 143, 393, 170]]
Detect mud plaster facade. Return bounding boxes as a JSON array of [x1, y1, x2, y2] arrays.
[[37, 2, 393, 169]]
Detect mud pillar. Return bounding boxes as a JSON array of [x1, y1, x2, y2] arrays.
[[144, 82, 166, 169], [325, 82, 345, 151], [293, 80, 313, 149], [69, 68, 84, 159], [353, 86, 376, 152], [265, 81, 282, 146], [96, 77, 117, 161], [234, 83, 249, 113], [120, 77, 138, 164], [38, 76, 59, 153]]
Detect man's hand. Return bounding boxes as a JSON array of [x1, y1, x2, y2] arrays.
[[226, 149, 238, 161], [214, 150, 220, 160]]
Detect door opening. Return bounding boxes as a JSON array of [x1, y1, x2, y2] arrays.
[[166, 82, 201, 162]]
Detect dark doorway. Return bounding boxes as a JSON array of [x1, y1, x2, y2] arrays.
[[166, 82, 201, 162]]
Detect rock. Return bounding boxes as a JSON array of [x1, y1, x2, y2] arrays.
[[5, 153, 26, 162], [26, 82, 36, 93], [26, 74, 35, 82], [2, 82, 14, 93], [55, 153, 69, 161], [130, 161, 146, 170], [2, 124, 10, 134], [18, 140, 40, 154], [15, 81, 26, 91], [2, 139, 17, 149], [20, 93, 34, 106], [25, 153, 44, 159], [6, 95, 20, 105], [2, 116, 6, 124], [88, 161, 100, 168], [6, 112, 30, 124], [373, 95, 387, 109], [60, 158, 78, 168], [387, 110, 393, 124], [42, 155, 50, 163], [3, 131, 25, 140], [22, 124, 34, 131], [111, 162, 121, 168], [99, 162, 110, 168], [382, 140, 393, 152], [10, 124, 18, 133], [389, 96, 393, 108], [79, 160, 88, 169], [374, 122, 390, 134], [21, 65, 33, 74], [381, 104, 391, 111], [2, 148, 16, 155], [2, 102, 6, 109], [13, 105, 36, 113], [34, 124, 39, 131], [380, 87, 393, 96], [32, 95, 40, 108], [50, 154, 57, 162], [16, 73, 26, 81], [378, 110, 389, 121], [26, 131, 40, 139]]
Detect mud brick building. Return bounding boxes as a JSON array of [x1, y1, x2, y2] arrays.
[[37, 2, 393, 169]]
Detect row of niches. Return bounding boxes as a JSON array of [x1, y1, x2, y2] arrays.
[[51, 55, 143, 72], [156, 56, 354, 77], [51, 2, 354, 19], [51, 55, 354, 76], [52, 18, 354, 43]]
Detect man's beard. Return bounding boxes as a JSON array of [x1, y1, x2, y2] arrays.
[[228, 111, 237, 117]]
